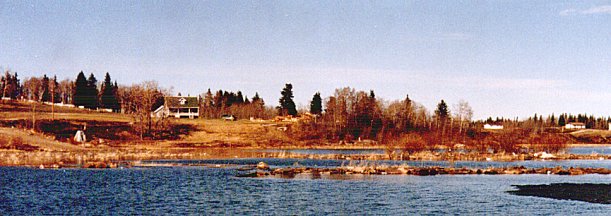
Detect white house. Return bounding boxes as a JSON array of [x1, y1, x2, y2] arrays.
[[565, 122, 586, 130], [153, 96, 200, 119], [608, 123, 611, 131], [484, 124, 504, 130]]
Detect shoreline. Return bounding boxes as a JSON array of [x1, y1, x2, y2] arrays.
[[2, 146, 611, 167]]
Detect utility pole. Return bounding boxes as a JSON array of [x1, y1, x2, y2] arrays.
[[51, 84, 55, 120], [32, 103, 36, 132]]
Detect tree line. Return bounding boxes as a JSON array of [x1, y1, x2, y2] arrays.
[[3, 70, 121, 111]]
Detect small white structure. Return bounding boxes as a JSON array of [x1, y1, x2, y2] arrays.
[[565, 122, 586, 130], [74, 130, 87, 143], [608, 123, 611, 131], [484, 124, 504, 130]]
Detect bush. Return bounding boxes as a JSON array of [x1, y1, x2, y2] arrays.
[[400, 133, 427, 154]]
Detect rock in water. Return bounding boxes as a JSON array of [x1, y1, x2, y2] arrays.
[[257, 162, 269, 170]]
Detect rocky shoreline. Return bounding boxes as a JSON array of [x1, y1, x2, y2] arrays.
[[237, 162, 611, 178]]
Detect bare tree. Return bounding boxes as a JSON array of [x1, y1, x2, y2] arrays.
[[453, 99, 473, 134], [120, 81, 166, 140]]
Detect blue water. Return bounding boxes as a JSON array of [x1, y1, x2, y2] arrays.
[[568, 147, 611, 155], [2, 159, 611, 215]]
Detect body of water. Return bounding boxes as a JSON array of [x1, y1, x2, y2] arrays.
[[2, 158, 611, 215]]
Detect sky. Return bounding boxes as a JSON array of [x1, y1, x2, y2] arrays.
[[1, 0, 610, 120]]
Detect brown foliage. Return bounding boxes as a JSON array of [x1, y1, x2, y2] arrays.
[[527, 133, 569, 153]]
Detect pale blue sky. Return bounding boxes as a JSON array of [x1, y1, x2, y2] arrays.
[[1, 1, 610, 119]]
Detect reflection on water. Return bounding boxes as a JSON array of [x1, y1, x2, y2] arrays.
[[149, 158, 611, 169], [568, 147, 611, 155], [1, 164, 610, 215]]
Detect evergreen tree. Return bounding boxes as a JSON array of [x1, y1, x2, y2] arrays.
[[309, 92, 322, 115], [236, 91, 244, 104], [435, 100, 449, 122], [434, 99, 450, 145], [2, 71, 21, 99], [100, 72, 119, 111], [73, 71, 88, 107], [41, 75, 51, 102], [558, 114, 566, 126], [277, 83, 297, 116], [86, 73, 98, 109], [52, 76, 61, 103]]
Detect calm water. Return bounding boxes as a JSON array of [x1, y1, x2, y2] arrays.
[[568, 147, 611, 155], [2, 159, 611, 215]]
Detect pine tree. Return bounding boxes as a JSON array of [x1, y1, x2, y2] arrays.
[[277, 83, 297, 116], [2, 71, 21, 99], [41, 75, 50, 102], [309, 92, 322, 115], [86, 73, 98, 109], [236, 91, 245, 104], [558, 114, 566, 126], [100, 72, 119, 111], [52, 76, 61, 103], [73, 71, 88, 107], [435, 100, 449, 122], [435, 99, 450, 145]]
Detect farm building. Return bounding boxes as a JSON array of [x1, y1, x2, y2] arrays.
[[484, 124, 504, 130], [153, 96, 200, 119], [565, 122, 586, 130]]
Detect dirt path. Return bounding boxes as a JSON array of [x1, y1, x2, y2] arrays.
[[0, 127, 85, 151]]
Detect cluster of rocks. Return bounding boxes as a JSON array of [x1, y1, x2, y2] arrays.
[[237, 162, 611, 178]]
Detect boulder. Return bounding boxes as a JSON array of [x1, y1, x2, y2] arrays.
[[257, 161, 270, 170]]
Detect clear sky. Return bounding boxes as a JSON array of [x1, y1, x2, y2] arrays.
[[1, 1, 610, 120]]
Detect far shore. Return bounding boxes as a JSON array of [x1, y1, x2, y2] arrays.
[[2, 144, 611, 167]]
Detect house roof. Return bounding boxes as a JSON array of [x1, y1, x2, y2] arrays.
[[165, 96, 199, 108], [567, 122, 585, 125]]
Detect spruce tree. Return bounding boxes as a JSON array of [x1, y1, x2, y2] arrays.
[[236, 91, 245, 104], [435, 100, 449, 121], [100, 72, 119, 111], [86, 73, 98, 109], [41, 75, 50, 102], [52, 76, 61, 103], [73, 71, 88, 107], [309, 92, 322, 115], [277, 83, 297, 116], [558, 114, 566, 126]]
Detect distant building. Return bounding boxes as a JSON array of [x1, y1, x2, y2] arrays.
[[608, 123, 611, 131], [484, 124, 504, 130], [153, 96, 200, 119], [565, 122, 585, 130]]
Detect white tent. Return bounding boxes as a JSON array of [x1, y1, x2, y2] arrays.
[[74, 130, 87, 143]]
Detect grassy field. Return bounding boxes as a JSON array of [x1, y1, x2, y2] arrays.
[[0, 100, 303, 151]]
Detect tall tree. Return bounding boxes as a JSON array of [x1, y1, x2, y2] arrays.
[[99, 72, 120, 111], [41, 75, 50, 102], [558, 114, 566, 126], [2, 71, 21, 99], [453, 100, 473, 134], [277, 83, 297, 116], [51, 76, 61, 103], [434, 99, 450, 145], [73, 71, 88, 107], [309, 92, 322, 115], [86, 73, 98, 109]]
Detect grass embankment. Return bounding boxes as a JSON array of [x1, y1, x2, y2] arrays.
[[1, 100, 610, 166]]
